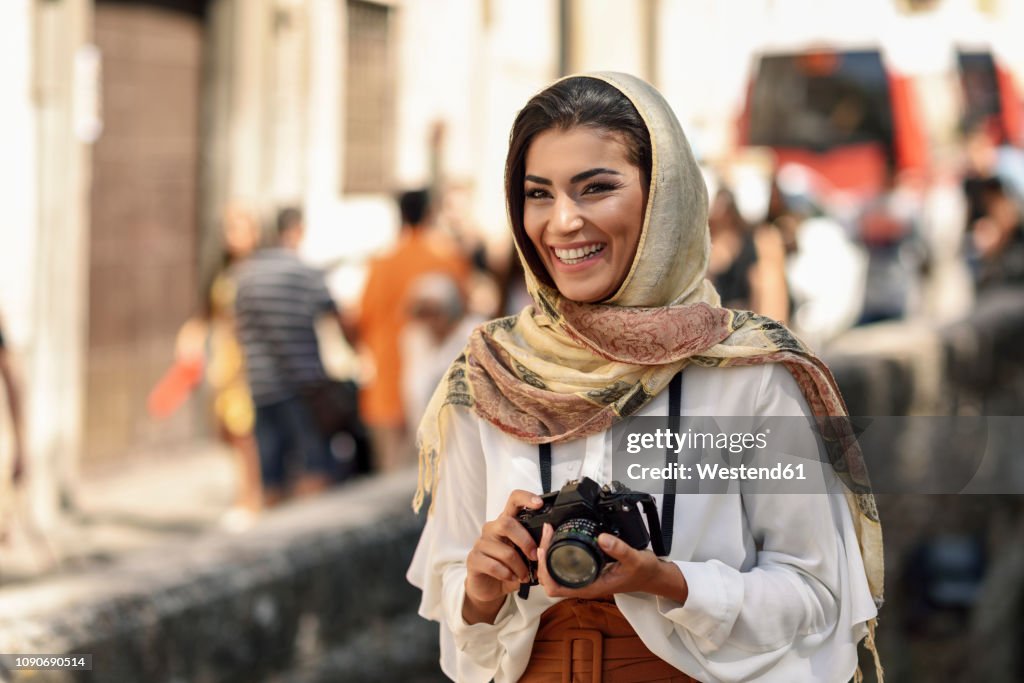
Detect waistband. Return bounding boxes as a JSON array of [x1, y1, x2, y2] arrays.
[[520, 600, 699, 683]]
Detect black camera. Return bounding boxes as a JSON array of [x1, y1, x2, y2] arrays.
[[516, 477, 666, 596]]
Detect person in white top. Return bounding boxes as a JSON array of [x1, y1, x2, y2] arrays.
[[400, 272, 485, 433], [408, 72, 883, 683]]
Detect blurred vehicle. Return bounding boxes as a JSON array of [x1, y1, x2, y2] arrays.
[[736, 9, 1023, 325], [739, 47, 926, 205], [957, 49, 1023, 150], [737, 8, 1023, 206]]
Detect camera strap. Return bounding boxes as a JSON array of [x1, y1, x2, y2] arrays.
[[538, 442, 552, 495], [662, 370, 683, 555], [535, 370, 684, 555]]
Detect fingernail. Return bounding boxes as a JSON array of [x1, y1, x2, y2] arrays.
[[599, 534, 615, 549], [531, 496, 543, 505]]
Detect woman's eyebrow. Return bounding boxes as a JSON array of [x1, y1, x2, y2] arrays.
[[524, 168, 623, 186], [570, 167, 622, 184]]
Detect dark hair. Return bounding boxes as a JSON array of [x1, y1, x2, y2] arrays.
[[505, 77, 652, 286], [277, 206, 303, 236], [398, 189, 431, 227]]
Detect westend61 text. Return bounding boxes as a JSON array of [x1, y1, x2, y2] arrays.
[[627, 462, 807, 481]]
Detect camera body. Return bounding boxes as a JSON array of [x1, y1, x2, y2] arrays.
[[516, 477, 666, 594]]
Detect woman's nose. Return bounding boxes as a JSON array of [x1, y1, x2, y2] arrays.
[[549, 194, 584, 236]]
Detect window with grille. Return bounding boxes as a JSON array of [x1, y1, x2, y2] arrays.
[[343, 0, 395, 194]]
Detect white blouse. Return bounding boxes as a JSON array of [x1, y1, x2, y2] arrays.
[[407, 363, 877, 682]]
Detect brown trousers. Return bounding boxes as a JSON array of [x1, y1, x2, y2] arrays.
[[519, 599, 700, 683]]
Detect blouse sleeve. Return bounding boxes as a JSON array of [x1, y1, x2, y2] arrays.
[[645, 363, 876, 681], [406, 406, 522, 682]]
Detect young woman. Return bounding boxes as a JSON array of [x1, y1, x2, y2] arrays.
[[173, 203, 264, 517], [408, 73, 882, 683]]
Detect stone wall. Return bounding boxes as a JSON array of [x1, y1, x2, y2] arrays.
[[0, 471, 444, 683], [826, 287, 1024, 682]]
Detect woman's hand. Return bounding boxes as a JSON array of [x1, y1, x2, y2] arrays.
[[174, 317, 208, 363], [463, 489, 544, 624], [536, 523, 689, 603]]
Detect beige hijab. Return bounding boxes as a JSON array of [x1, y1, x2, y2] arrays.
[[413, 71, 883, 674]]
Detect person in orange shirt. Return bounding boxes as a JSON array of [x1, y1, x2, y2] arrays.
[[359, 189, 471, 472]]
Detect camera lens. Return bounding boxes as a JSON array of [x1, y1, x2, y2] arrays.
[[546, 518, 603, 588]]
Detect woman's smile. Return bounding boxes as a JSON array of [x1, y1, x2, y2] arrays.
[[550, 241, 606, 267]]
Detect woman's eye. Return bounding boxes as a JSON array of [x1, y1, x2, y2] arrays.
[[583, 182, 619, 195], [525, 188, 551, 200]]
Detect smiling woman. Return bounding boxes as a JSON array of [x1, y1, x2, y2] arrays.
[[408, 73, 883, 683]]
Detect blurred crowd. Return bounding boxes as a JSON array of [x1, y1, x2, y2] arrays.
[[135, 183, 515, 527], [701, 141, 1015, 352], [114, 99, 1024, 528]]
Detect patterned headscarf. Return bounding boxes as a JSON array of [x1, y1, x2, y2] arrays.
[[413, 74, 883, 662]]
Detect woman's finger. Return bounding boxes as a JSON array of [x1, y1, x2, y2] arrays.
[[536, 524, 568, 596], [502, 489, 544, 518], [536, 545, 552, 589], [597, 534, 636, 563], [472, 553, 519, 584], [474, 538, 531, 582], [540, 522, 553, 550], [496, 515, 539, 561], [536, 524, 553, 581], [480, 516, 537, 563]]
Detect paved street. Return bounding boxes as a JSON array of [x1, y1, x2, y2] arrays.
[[1, 441, 235, 588]]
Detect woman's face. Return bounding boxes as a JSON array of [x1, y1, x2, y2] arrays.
[[522, 126, 648, 303], [223, 205, 260, 258]]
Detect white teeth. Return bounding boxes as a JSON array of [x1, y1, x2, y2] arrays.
[[553, 244, 604, 264]]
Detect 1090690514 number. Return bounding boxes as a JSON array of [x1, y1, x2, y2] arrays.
[[0, 654, 93, 671]]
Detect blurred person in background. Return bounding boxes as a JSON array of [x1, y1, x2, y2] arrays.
[[766, 168, 867, 349], [435, 181, 505, 318], [856, 172, 928, 324], [429, 120, 504, 319], [963, 121, 1002, 228], [960, 120, 1024, 291], [707, 186, 789, 321], [495, 242, 533, 317], [966, 177, 1024, 292], [0, 312, 54, 570], [915, 155, 974, 323], [358, 189, 470, 472], [399, 273, 483, 436], [0, 312, 25, 541], [235, 207, 352, 506], [963, 118, 1024, 219], [165, 202, 263, 525]]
